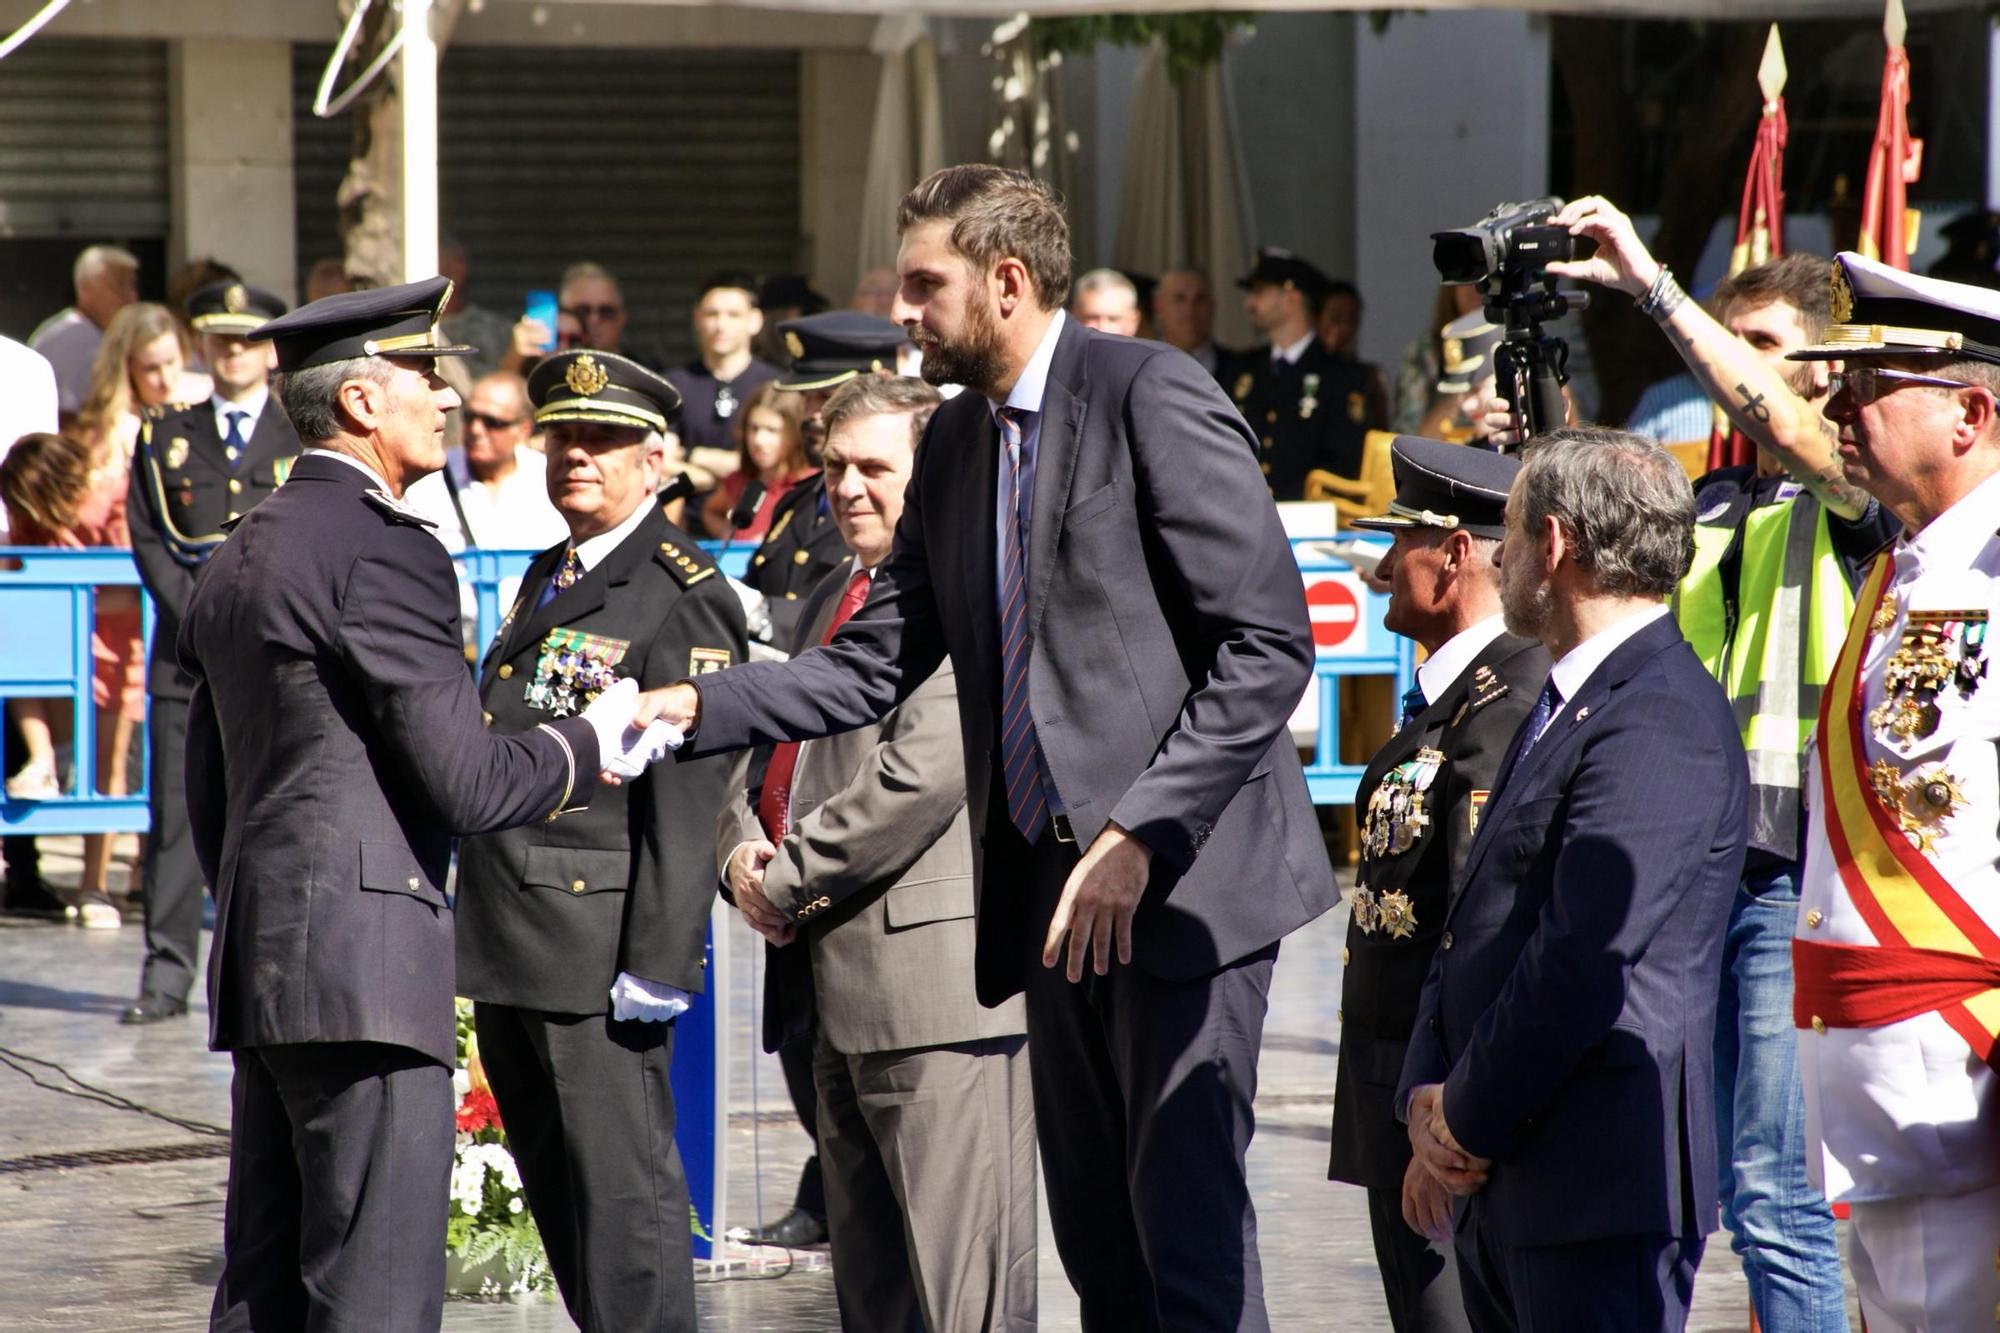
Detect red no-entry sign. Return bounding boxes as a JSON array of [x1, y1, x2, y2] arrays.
[[1304, 576, 1362, 652]]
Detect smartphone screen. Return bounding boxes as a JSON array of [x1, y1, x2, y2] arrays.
[[523, 289, 558, 354]]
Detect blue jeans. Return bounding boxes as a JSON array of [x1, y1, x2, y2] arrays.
[[1712, 865, 1849, 1332]]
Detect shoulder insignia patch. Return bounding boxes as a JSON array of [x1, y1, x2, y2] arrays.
[[689, 646, 732, 675], [1468, 790, 1491, 835], [1468, 664, 1511, 710], [656, 537, 718, 588], [361, 488, 439, 529]]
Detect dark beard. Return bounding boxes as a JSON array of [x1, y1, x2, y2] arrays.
[[916, 300, 1007, 395]]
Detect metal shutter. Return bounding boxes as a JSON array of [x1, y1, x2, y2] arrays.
[[293, 44, 802, 366], [0, 37, 170, 239]]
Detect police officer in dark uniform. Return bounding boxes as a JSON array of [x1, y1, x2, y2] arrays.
[[185, 278, 635, 1330], [1227, 247, 1373, 497], [456, 349, 747, 1332], [743, 310, 907, 648], [1327, 437, 1550, 1333], [121, 279, 300, 1024]]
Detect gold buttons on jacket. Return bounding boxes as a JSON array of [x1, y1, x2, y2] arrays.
[[571, 879, 586, 894], [793, 549, 810, 565], [482, 711, 493, 726], [228, 478, 243, 494], [406, 877, 419, 891], [1440, 931, 1454, 951], [497, 664, 513, 679], [1811, 1016, 1827, 1034], [1805, 910, 1823, 929]]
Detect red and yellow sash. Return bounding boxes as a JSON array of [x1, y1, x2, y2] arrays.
[[1809, 552, 2000, 1072]]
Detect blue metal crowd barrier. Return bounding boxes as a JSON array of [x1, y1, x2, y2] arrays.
[[1, 538, 1411, 834], [0, 547, 154, 834]]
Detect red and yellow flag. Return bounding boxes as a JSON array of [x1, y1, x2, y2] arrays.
[[1857, 0, 1923, 270], [1709, 25, 1789, 473]]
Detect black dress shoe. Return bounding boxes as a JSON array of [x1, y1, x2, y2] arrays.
[[743, 1207, 827, 1248], [1, 877, 69, 921], [119, 994, 189, 1026]]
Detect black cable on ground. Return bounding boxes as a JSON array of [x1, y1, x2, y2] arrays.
[[0, 1042, 228, 1138]]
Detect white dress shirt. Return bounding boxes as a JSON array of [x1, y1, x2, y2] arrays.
[[211, 385, 271, 450], [1270, 331, 1316, 366], [1414, 614, 1508, 707], [1534, 604, 1671, 741]]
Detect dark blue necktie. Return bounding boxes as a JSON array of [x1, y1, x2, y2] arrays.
[[1509, 679, 1563, 776], [1399, 683, 1427, 728], [223, 409, 249, 466], [996, 407, 1048, 841]]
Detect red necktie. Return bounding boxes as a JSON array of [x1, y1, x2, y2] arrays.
[[757, 568, 873, 841]]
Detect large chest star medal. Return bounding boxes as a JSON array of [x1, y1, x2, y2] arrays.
[[523, 628, 631, 718], [1870, 609, 1988, 745]]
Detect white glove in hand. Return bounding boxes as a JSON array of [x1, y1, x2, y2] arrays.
[[602, 719, 685, 780], [579, 676, 641, 758], [610, 972, 692, 1022]]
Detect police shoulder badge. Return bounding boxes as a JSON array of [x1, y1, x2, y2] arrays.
[[689, 646, 732, 675], [565, 352, 609, 397]]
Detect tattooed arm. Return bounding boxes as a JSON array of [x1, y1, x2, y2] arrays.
[[1546, 196, 1870, 520]]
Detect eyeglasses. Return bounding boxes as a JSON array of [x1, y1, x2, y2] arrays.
[[1828, 366, 1977, 406], [464, 411, 526, 431], [563, 303, 623, 322]]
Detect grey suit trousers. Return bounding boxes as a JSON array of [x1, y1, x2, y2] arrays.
[[815, 1034, 1038, 1333]]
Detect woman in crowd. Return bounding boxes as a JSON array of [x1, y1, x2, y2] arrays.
[[699, 381, 814, 541], [74, 302, 208, 459], [0, 432, 146, 927]]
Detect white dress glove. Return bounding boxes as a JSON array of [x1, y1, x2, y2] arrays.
[[578, 676, 641, 759], [602, 719, 685, 780], [610, 972, 692, 1023]]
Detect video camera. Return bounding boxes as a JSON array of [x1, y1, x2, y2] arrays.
[[1431, 198, 1592, 449]]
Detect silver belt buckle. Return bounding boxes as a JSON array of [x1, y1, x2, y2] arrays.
[[1051, 814, 1076, 844]]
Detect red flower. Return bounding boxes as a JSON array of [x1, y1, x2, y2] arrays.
[[456, 1086, 501, 1134]]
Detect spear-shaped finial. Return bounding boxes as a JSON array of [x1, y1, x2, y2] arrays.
[[1884, 0, 1907, 50], [1759, 24, 1788, 106]]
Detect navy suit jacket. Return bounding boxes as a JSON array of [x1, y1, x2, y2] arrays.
[[1396, 613, 1747, 1245], [684, 318, 1338, 1005], [180, 454, 601, 1066]]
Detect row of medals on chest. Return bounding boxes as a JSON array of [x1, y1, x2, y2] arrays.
[[1868, 597, 1986, 853], [1351, 748, 1443, 940]]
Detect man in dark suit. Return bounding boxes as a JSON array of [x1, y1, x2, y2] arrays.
[[636, 164, 1336, 1332], [742, 312, 910, 652], [122, 280, 301, 1024], [1329, 437, 1548, 1333], [456, 350, 746, 1333], [1397, 426, 1748, 1333], [181, 279, 635, 1331], [716, 374, 1035, 1332], [1226, 247, 1374, 496]]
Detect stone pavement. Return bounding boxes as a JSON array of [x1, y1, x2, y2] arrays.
[[0, 835, 1851, 1330]]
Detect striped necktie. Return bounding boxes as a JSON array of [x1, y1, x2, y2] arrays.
[[757, 568, 873, 841], [996, 407, 1048, 841], [1501, 679, 1563, 785]]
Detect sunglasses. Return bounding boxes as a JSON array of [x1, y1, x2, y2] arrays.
[[464, 410, 526, 431], [563, 303, 623, 322], [1828, 366, 1977, 406]]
